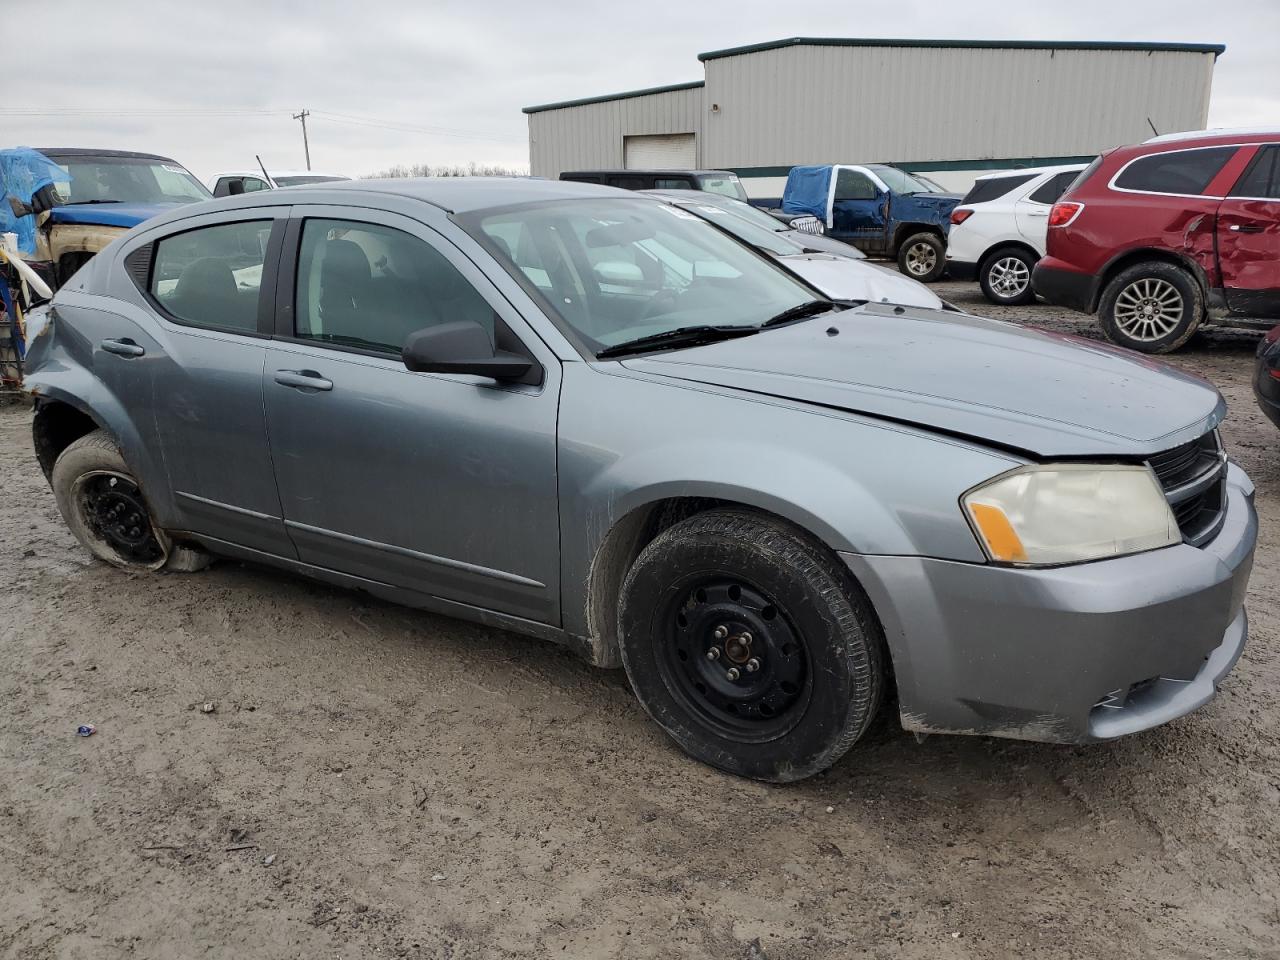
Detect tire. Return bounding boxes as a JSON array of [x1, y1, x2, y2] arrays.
[[618, 509, 885, 783], [896, 232, 946, 283], [1098, 261, 1203, 354], [979, 246, 1038, 306], [50, 430, 211, 573]]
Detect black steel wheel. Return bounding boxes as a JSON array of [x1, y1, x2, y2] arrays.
[[50, 429, 210, 572], [619, 509, 885, 782]]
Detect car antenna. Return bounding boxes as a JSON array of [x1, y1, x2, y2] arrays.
[[1146, 117, 1160, 137], [255, 155, 274, 189]]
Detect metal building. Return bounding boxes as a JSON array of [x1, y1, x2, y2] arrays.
[[524, 37, 1224, 197]]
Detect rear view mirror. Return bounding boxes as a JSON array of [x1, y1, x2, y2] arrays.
[[402, 321, 533, 382]]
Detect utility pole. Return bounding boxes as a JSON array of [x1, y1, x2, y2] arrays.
[[292, 109, 311, 170]]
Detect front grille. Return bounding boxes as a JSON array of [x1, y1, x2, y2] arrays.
[[1147, 431, 1226, 547], [789, 215, 824, 235]]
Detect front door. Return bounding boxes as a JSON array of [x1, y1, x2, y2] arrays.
[[829, 168, 888, 251], [1218, 143, 1280, 317], [263, 208, 562, 624]]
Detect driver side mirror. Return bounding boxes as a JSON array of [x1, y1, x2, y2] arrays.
[[7, 195, 32, 219], [402, 320, 533, 382]]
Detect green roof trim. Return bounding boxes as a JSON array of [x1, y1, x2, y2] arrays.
[[698, 37, 1226, 62], [523, 80, 704, 115], [726, 156, 1099, 179]]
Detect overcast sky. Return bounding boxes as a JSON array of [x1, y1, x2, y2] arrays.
[[8, 0, 1278, 182]]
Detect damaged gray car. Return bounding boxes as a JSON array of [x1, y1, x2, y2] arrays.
[[23, 178, 1257, 781]]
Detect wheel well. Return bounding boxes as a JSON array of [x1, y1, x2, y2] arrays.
[[1093, 249, 1207, 313], [32, 400, 99, 479], [584, 497, 841, 670], [891, 224, 943, 254], [979, 240, 1039, 268]]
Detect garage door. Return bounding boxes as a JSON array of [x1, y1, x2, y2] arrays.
[[623, 133, 697, 170]]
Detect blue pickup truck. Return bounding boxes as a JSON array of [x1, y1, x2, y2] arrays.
[[780, 164, 962, 282]]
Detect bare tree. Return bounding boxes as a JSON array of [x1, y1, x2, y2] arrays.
[[364, 161, 528, 179]]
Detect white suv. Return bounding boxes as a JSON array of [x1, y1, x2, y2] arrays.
[[945, 164, 1086, 305]]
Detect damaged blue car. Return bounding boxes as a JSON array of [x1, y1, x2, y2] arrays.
[[781, 163, 961, 282]]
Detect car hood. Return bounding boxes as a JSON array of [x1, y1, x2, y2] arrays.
[[48, 201, 194, 229], [619, 303, 1224, 458], [777, 254, 943, 310]]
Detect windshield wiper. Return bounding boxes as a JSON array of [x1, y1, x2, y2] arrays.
[[597, 324, 759, 359], [760, 299, 839, 328], [61, 199, 123, 205]]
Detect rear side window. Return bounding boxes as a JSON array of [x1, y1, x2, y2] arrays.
[[654, 177, 694, 190], [150, 220, 272, 332], [1229, 145, 1280, 199], [294, 218, 495, 354], [961, 174, 1036, 204], [1027, 171, 1080, 205], [1113, 147, 1237, 196]]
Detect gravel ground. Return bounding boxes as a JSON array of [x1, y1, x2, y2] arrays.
[[1, 281, 1277, 960]]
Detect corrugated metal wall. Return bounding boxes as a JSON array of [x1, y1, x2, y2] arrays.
[[701, 45, 1215, 168], [528, 85, 704, 177]]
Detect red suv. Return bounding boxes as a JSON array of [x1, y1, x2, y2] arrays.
[[1033, 129, 1280, 353]]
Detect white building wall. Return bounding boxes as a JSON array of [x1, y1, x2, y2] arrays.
[[526, 84, 704, 178], [700, 43, 1215, 169]]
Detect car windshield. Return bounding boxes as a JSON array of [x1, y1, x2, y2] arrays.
[[465, 198, 819, 355], [272, 174, 350, 187], [657, 189, 792, 234], [47, 155, 211, 205], [867, 165, 935, 195], [656, 198, 800, 256], [696, 175, 749, 201]]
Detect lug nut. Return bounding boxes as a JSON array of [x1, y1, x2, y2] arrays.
[[713, 625, 728, 640], [745, 658, 761, 673], [706, 647, 721, 661], [740, 632, 752, 645], [726, 667, 741, 681]]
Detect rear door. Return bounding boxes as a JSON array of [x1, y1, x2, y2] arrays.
[[262, 206, 562, 623], [1218, 143, 1280, 317]]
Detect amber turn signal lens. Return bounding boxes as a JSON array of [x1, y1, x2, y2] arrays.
[[966, 502, 1028, 563]]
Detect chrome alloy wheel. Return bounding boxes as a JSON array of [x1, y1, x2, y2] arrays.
[[988, 256, 1031, 298], [904, 241, 938, 277], [1112, 277, 1185, 342]]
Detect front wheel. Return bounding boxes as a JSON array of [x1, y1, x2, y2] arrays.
[[51, 430, 210, 573], [897, 232, 946, 282], [979, 246, 1038, 305], [618, 510, 885, 782], [1098, 262, 1203, 354]]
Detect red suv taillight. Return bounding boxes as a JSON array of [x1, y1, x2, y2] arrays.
[[950, 208, 973, 225], [1047, 201, 1084, 228]]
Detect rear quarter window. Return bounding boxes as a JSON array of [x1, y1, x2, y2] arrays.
[[960, 174, 1036, 204], [1112, 147, 1237, 196]]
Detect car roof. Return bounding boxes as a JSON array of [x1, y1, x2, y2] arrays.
[[1136, 128, 1280, 151], [561, 169, 738, 178], [642, 188, 744, 205], [211, 170, 349, 179], [35, 147, 177, 162], [973, 163, 1087, 182]]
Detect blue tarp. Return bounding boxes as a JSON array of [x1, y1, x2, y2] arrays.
[[0, 147, 67, 255], [780, 165, 833, 222]]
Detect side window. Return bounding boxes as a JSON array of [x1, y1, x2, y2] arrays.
[[212, 177, 234, 198], [608, 176, 648, 191], [1229, 145, 1280, 199], [961, 174, 1037, 205], [294, 218, 495, 354], [1028, 171, 1079, 205], [654, 178, 693, 190], [834, 169, 878, 201], [150, 220, 272, 332], [242, 177, 271, 193], [1113, 147, 1237, 196]]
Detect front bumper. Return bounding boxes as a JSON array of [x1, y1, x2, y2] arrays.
[[843, 463, 1257, 744], [1031, 259, 1098, 313]]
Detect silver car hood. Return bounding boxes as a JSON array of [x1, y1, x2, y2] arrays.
[[777, 254, 943, 310], [619, 303, 1225, 458]]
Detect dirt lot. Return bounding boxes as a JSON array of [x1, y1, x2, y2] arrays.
[[2, 281, 1277, 960]]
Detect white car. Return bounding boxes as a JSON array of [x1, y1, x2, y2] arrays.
[[646, 191, 942, 310], [945, 164, 1086, 305], [207, 170, 351, 197]]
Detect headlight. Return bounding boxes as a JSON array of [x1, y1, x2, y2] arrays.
[[962, 463, 1180, 566]]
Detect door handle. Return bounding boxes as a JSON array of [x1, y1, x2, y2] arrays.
[[274, 369, 333, 391], [1229, 223, 1264, 233], [100, 338, 145, 358]]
